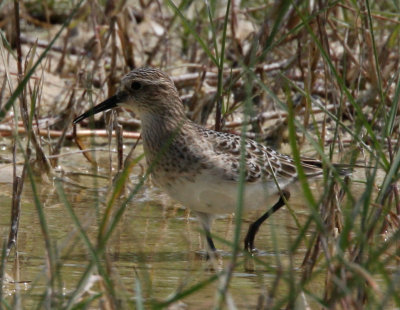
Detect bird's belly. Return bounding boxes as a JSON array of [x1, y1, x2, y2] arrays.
[[157, 174, 282, 214]]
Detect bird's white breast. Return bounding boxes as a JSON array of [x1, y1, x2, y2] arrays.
[[158, 171, 288, 215]]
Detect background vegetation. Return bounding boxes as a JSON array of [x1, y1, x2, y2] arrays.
[[0, 0, 399, 309]]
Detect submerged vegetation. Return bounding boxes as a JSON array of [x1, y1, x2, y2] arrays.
[[0, 0, 399, 308]]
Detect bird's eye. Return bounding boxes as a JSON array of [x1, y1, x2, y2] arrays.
[[131, 81, 142, 90]]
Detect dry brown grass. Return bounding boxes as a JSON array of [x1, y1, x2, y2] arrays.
[[0, 0, 399, 309]]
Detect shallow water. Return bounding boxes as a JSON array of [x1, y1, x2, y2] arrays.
[[0, 141, 380, 308]]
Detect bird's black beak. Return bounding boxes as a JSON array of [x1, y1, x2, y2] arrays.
[[73, 92, 127, 124]]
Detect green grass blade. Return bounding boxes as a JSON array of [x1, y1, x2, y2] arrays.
[[54, 181, 115, 295], [376, 147, 400, 204], [134, 270, 145, 310], [205, 0, 219, 61], [166, 0, 218, 66], [385, 71, 400, 137], [153, 273, 220, 309]]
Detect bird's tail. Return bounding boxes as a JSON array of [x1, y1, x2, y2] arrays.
[[300, 158, 367, 177]]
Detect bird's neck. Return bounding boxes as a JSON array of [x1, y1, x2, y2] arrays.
[[140, 112, 189, 155]]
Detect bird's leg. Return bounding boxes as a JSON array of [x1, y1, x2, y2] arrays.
[[205, 228, 217, 252], [244, 190, 290, 253], [195, 212, 216, 256]]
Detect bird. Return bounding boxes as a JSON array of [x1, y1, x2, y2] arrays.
[[73, 67, 349, 254]]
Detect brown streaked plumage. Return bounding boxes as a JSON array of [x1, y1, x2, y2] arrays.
[[73, 67, 349, 253]]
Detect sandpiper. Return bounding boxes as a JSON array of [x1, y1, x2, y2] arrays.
[[73, 67, 348, 253]]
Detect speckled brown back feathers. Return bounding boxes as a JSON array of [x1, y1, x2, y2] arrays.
[[193, 125, 326, 183]]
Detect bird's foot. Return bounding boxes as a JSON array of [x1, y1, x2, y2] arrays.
[[245, 246, 259, 256]]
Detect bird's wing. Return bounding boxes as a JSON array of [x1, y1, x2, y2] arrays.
[[196, 126, 324, 183]]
